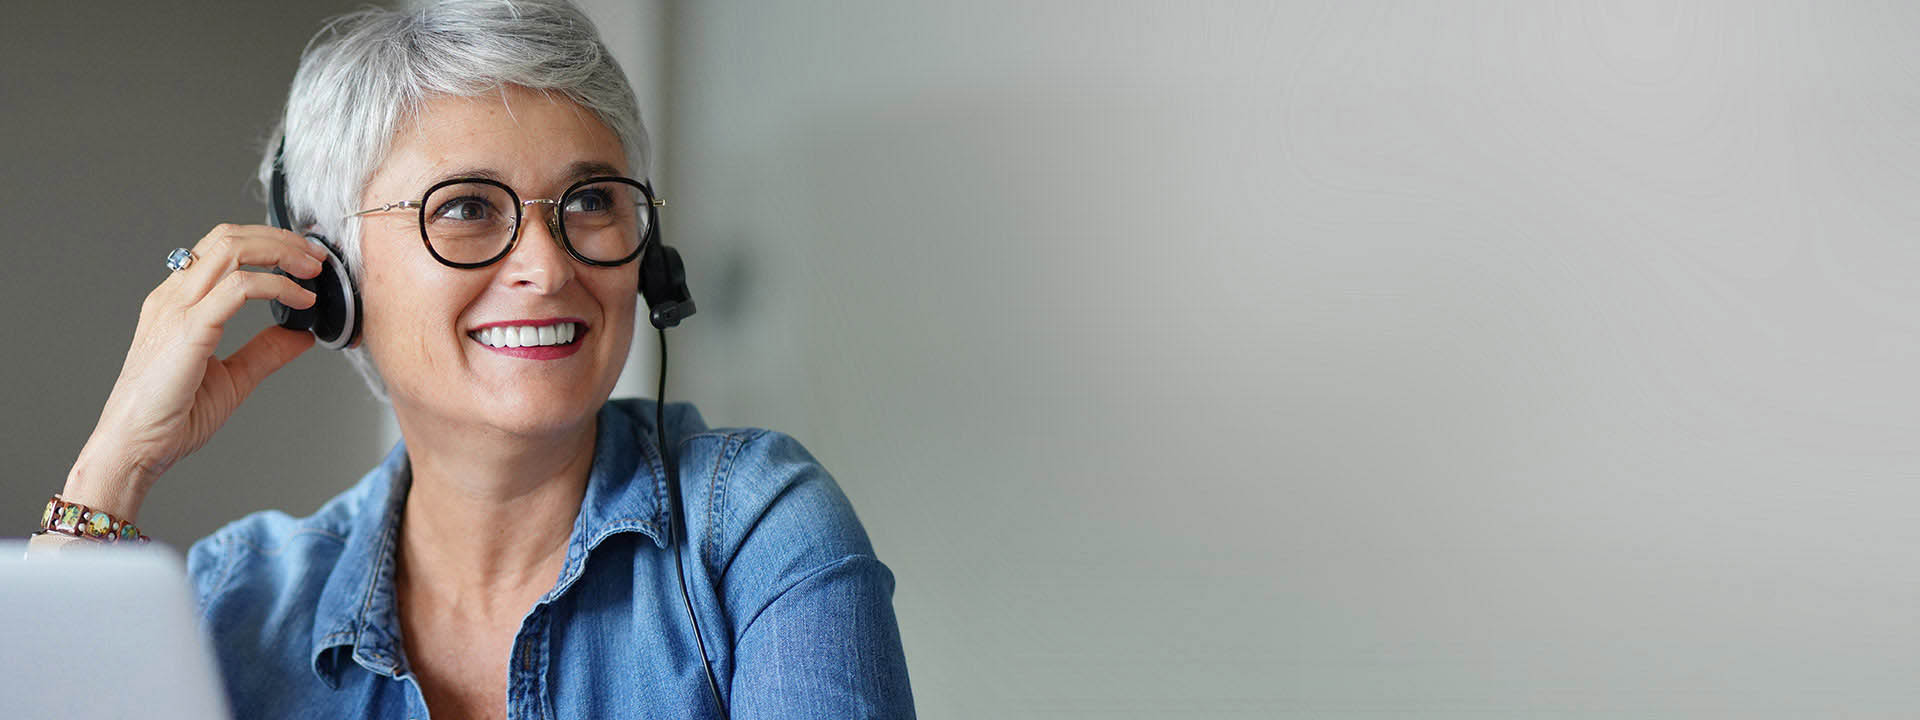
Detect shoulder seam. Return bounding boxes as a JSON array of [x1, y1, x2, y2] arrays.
[[733, 554, 884, 642], [680, 428, 768, 443], [222, 527, 349, 557]]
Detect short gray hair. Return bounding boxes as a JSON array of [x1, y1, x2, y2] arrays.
[[257, 0, 649, 401]]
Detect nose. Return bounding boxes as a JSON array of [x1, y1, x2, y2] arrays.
[[497, 200, 574, 292]]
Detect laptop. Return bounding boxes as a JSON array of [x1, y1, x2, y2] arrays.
[[0, 542, 232, 719]]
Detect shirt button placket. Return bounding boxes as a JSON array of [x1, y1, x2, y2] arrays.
[[508, 606, 551, 720]]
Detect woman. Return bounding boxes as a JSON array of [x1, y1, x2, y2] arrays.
[[29, 1, 914, 717]]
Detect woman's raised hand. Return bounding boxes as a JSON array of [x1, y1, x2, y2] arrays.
[[63, 225, 331, 522]]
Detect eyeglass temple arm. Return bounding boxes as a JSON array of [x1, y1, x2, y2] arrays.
[[347, 201, 421, 218]]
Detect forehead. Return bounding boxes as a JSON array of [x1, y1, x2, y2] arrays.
[[370, 86, 627, 195]]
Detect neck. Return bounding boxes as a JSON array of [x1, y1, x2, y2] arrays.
[[391, 404, 598, 616]]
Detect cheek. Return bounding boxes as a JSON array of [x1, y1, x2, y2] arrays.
[[592, 273, 640, 336], [357, 245, 477, 384], [358, 265, 414, 380]]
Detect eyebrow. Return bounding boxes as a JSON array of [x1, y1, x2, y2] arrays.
[[428, 160, 629, 187]]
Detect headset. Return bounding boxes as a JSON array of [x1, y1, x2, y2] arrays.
[[268, 141, 729, 718]]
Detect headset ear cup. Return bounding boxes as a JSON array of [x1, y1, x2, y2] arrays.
[[269, 235, 360, 350], [267, 140, 360, 350], [270, 270, 319, 332]]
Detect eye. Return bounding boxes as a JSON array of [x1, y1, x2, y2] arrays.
[[432, 196, 496, 222], [564, 188, 612, 214]]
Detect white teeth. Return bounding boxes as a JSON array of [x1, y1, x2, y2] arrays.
[[470, 322, 579, 349]]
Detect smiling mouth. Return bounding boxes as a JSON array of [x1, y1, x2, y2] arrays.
[[468, 321, 585, 348]]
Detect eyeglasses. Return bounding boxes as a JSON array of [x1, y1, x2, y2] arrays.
[[348, 176, 664, 269]]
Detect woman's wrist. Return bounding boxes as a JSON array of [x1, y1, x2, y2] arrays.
[[62, 441, 157, 524]]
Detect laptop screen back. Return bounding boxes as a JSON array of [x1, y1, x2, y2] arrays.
[[0, 543, 232, 720]]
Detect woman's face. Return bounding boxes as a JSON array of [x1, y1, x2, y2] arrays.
[[355, 86, 638, 437]]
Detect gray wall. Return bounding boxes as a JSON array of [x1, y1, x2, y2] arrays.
[[661, 1, 1920, 717], [10, 1, 1920, 717]]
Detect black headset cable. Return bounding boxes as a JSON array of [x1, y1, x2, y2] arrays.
[[659, 327, 730, 718]]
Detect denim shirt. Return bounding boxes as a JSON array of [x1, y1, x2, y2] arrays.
[[185, 398, 915, 719]]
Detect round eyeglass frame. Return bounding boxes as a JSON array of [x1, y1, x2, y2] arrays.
[[357, 175, 663, 270]]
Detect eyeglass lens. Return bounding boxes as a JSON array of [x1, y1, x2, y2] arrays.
[[422, 180, 650, 266]]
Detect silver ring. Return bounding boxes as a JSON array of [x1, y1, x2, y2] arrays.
[[165, 247, 196, 272]]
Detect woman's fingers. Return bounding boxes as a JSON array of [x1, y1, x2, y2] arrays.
[[166, 224, 328, 303], [187, 269, 318, 334], [67, 224, 337, 519], [221, 326, 316, 402]]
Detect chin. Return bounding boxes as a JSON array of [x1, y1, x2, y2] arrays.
[[390, 375, 608, 440], [481, 384, 609, 435]]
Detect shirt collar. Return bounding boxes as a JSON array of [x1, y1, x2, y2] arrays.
[[309, 399, 695, 687]]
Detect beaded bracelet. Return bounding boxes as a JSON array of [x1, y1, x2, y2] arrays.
[[39, 495, 150, 543]]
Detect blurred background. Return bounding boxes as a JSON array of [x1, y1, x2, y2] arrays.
[[7, 1, 1920, 717]]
